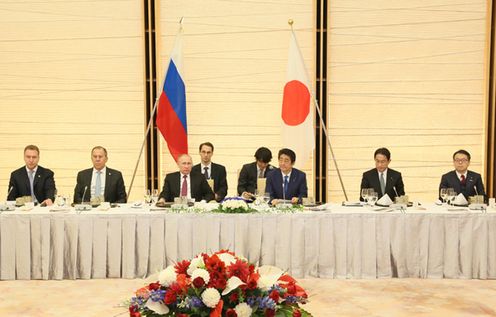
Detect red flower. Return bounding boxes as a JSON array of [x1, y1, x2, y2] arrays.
[[227, 259, 250, 282], [265, 309, 276, 317], [279, 275, 308, 298], [210, 299, 223, 317], [205, 254, 226, 275], [148, 282, 160, 291], [268, 290, 280, 303], [176, 274, 190, 292], [293, 309, 302, 317], [129, 305, 141, 317], [226, 308, 238, 317], [208, 272, 227, 289], [177, 314, 189, 317], [164, 290, 177, 305], [229, 292, 239, 303], [192, 276, 205, 288], [246, 272, 259, 289], [175, 260, 191, 276]]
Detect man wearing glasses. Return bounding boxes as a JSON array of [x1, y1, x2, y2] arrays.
[[439, 149, 486, 201]]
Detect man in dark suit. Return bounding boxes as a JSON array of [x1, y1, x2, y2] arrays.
[[237, 147, 274, 199], [360, 147, 405, 201], [439, 149, 486, 201], [266, 148, 307, 205], [73, 146, 127, 204], [159, 154, 214, 202], [191, 142, 227, 202], [7, 145, 56, 206]]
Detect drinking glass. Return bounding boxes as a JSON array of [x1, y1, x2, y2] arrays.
[[367, 191, 378, 206], [446, 188, 456, 205], [151, 189, 159, 204], [262, 192, 270, 204], [144, 189, 151, 204], [440, 188, 448, 204], [361, 188, 371, 202]]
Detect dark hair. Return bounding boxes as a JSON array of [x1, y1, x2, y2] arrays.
[[199, 142, 214, 152], [92, 146, 108, 157], [278, 148, 296, 163], [453, 149, 471, 161], [374, 147, 391, 160], [254, 147, 272, 163], [24, 144, 40, 154]]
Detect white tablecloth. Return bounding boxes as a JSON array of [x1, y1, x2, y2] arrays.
[[1, 204, 495, 280]]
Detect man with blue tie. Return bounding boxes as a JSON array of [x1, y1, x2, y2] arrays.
[[439, 149, 486, 201], [265, 148, 307, 205], [73, 146, 127, 204], [360, 147, 405, 201], [7, 145, 56, 206]]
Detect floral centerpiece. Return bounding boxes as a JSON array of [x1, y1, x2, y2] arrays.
[[214, 197, 255, 214], [128, 250, 312, 317]]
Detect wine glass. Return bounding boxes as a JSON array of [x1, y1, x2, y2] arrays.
[[440, 188, 448, 204], [144, 189, 151, 204], [367, 191, 378, 206], [151, 189, 159, 204], [446, 188, 456, 205], [262, 192, 270, 204], [361, 188, 372, 204]]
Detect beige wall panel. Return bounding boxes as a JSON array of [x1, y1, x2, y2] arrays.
[[0, 1, 146, 201], [328, 0, 487, 202], [157, 1, 315, 198]]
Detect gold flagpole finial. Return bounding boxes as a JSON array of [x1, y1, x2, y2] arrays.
[[288, 19, 294, 28]]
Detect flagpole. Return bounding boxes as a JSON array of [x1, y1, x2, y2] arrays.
[[127, 18, 184, 200], [289, 20, 349, 201]]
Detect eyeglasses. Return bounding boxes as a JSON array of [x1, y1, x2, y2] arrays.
[[454, 159, 469, 163]]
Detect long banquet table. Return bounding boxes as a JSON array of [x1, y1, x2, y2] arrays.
[[1, 203, 495, 280]]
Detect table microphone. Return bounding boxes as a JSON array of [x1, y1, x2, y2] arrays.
[[81, 185, 88, 203], [474, 185, 479, 196], [393, 186, 399, 197], [7, 186, 13, 199]]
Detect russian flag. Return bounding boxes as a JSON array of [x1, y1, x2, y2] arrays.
[[156, 32, 188, 162]]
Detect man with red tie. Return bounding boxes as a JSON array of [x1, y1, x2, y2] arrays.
[[439, 149, 486, 201], [158, 154, 214, 203]]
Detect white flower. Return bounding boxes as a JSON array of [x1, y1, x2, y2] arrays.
[[222, 199, 248, 210], [187, 255, 205, 276], [217, 252, 236, 266], [201, 287, 221, 308], [146, 300, 169, 314], [234, 302, 252, 317], [158, 265, 176, 287], [222, 276, 246, 295], [257, 265, 284, 290], [191, 268, 210, 284]]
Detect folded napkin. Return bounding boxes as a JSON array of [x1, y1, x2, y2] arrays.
[[376, 194, 393, 206], [453, 193, 468, 206]]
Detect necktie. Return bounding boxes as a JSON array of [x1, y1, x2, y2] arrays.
[[181, 175, 188, 196], [258, 169, 264, 178], [460, 174, 466, 185], [203, 167, 209, 179], [28, 170, 36, 202], [283, 175, 289, 199], [380, 172, 386, 196], [95, 171, 102, 197]]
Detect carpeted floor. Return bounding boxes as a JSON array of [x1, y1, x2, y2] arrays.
[[0, 278, 495, 316]]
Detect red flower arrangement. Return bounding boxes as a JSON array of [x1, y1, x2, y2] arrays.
[[128, 250, 312, 317]]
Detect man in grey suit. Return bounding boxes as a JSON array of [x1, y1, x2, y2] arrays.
[[360, 147, 405, 201], [7, 144, 56, 206], [159, 154, 214, 202], [439, 149, 486, 201], [73, 146, 127, 204]]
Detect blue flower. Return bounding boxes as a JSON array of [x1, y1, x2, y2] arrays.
[[149, 289, 166, 302], [259, 296, 276, 310]]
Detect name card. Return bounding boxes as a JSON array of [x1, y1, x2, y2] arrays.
[[257, 178, 266, 194], [207, 179, 215, 191]]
